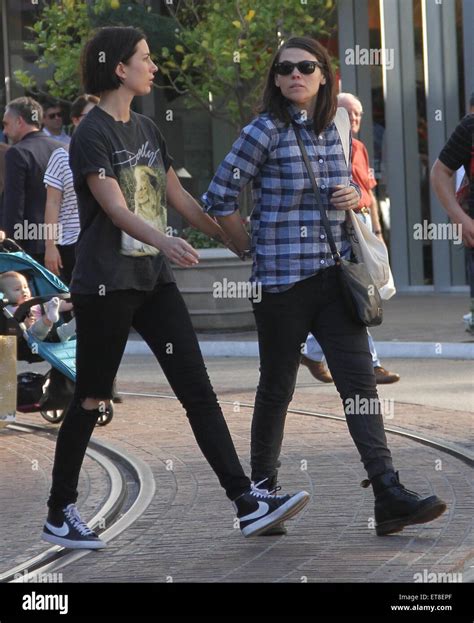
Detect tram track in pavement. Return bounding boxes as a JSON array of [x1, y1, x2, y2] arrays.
[[1, 391, 472, 583]]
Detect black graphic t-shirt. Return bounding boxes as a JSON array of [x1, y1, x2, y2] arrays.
[[69, 105, 175, 294]]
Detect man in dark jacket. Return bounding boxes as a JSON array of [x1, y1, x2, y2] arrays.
[[0, 141, 9, 196], [2, 97, 62, 263]]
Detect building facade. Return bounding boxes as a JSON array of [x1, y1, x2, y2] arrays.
[[1, 0, 472, 291]]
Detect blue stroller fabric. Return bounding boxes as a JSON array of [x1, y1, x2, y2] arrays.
[[0, 248, 76, 383]]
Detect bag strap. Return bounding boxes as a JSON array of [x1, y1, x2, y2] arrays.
[[333, 107, 351, 167], [292, 122, 340, 263]]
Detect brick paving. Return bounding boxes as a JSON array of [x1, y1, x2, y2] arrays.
[[0, 423, 109, 572], [2, 365, 471, 583]]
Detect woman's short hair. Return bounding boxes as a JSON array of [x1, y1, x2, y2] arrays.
[[70, 94, 100, 119], [80, 26, 146, 95], [258, 36, 337, 136]]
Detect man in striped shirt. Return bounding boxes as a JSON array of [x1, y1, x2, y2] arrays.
[[43, 94, 98, 284]]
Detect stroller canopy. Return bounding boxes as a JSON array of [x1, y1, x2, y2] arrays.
[[0, 250, 69, 297]]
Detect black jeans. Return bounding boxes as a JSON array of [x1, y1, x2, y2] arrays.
[[57, 242, 76, 286], [48, 281, 250, 510], [251, 265, 394, 486]]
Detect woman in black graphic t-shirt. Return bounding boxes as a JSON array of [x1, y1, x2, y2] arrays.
[[42, 26, 309, 550]]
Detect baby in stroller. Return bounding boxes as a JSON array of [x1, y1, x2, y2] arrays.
[[0, 270, 76, 342]]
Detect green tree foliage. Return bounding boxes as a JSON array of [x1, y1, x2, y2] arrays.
[[13, 0, 178, 103], [14, 0, 92, 102], [159, 0, 337, 129], [14, 0, 336, 120]]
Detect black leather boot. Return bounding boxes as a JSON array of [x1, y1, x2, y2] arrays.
[[361, 470, 447, 536]]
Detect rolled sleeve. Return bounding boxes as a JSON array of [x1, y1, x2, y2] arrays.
[[350, 180, 362, 197], [201, 117, 275, 217]]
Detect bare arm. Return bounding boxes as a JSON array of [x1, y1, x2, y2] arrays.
[[165, 167, 239, 253], [368, 190, 384, 240], [215, 212, 251, 255], [86, 174, 199, 267], [44, 186, 63, 275], [431, 159, 474, 247]]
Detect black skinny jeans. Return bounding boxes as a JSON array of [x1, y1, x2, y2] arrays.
[[57, 242, 76, 286], [48, 281, 250, 510], [251, 265, 394, 486]]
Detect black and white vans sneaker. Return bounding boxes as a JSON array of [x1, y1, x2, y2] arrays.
[[42, 504, 106, 550], [233, 483, 309, 537]]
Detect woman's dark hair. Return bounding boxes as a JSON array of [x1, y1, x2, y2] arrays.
[[81, 26, 146, 95], [70, 94, 100, 119], [258, 36, 337, 135]]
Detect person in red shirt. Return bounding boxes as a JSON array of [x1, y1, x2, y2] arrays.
[[302, 92, 400, 384]]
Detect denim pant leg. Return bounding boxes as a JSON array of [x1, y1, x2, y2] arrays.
[[251, 281, 315, 485], [132, 282, 250, 501], [367, 330, 381, 367], [310, 269, 394, 479], [305, 333, 325, 363]]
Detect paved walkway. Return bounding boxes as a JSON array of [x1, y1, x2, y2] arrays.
[[1, 357, 472, 583], [191, 293, 473, 343], [126, 293, 474, 359]]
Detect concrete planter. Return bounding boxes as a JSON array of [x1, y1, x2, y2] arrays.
[[173, 248, 256, 331]]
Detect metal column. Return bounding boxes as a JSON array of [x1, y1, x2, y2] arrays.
[[462, 0, 474, 113], [422, 0, 456, 290], [380, 0, 424, 288], [337, 0, 374, 165]]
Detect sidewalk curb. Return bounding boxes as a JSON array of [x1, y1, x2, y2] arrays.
[[124, 340, 474, 359]]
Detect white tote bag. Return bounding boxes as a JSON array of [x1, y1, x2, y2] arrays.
[[334, 108, 396, 301], [346, 210, 396, 300]]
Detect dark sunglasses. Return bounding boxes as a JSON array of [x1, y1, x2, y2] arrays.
[[274, 60, 322, 76], [47, 112, 63, 120]]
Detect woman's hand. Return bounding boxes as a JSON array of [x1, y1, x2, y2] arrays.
[[45, 244, 63, 276], [159, 235, 200, 267], [330, 185, 360, 211]]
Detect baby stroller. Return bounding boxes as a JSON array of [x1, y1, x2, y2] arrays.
[[0, 239, 113, 426]]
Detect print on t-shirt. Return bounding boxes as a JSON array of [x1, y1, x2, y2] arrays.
[[114, 140, 167, 256]]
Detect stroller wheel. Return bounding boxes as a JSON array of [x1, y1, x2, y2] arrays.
[[40, 409, 65, 424], [96, 403, 114, 427]]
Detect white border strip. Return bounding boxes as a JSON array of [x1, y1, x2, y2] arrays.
[[124, 340, 474, 359]]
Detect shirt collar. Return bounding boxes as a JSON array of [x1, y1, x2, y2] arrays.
[[287, 102, 313, 127]]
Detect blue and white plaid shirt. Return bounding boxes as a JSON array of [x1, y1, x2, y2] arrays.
[[201, 104, 360, 291]]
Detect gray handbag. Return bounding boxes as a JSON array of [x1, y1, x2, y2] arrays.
[[292, 122, 383, 327]]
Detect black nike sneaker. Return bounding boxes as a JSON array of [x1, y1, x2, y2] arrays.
[[233, 484, 309, 537], [42, 504, 106, 549]]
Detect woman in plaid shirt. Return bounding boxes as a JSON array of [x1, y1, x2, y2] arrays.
[[203, 36, 446, 537]]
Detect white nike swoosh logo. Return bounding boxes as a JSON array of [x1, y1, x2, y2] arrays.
[[45, 521, 70, 537], [240, 501, 270, 522]]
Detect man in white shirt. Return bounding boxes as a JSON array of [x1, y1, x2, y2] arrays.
[[42, 102, 70, 145]]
